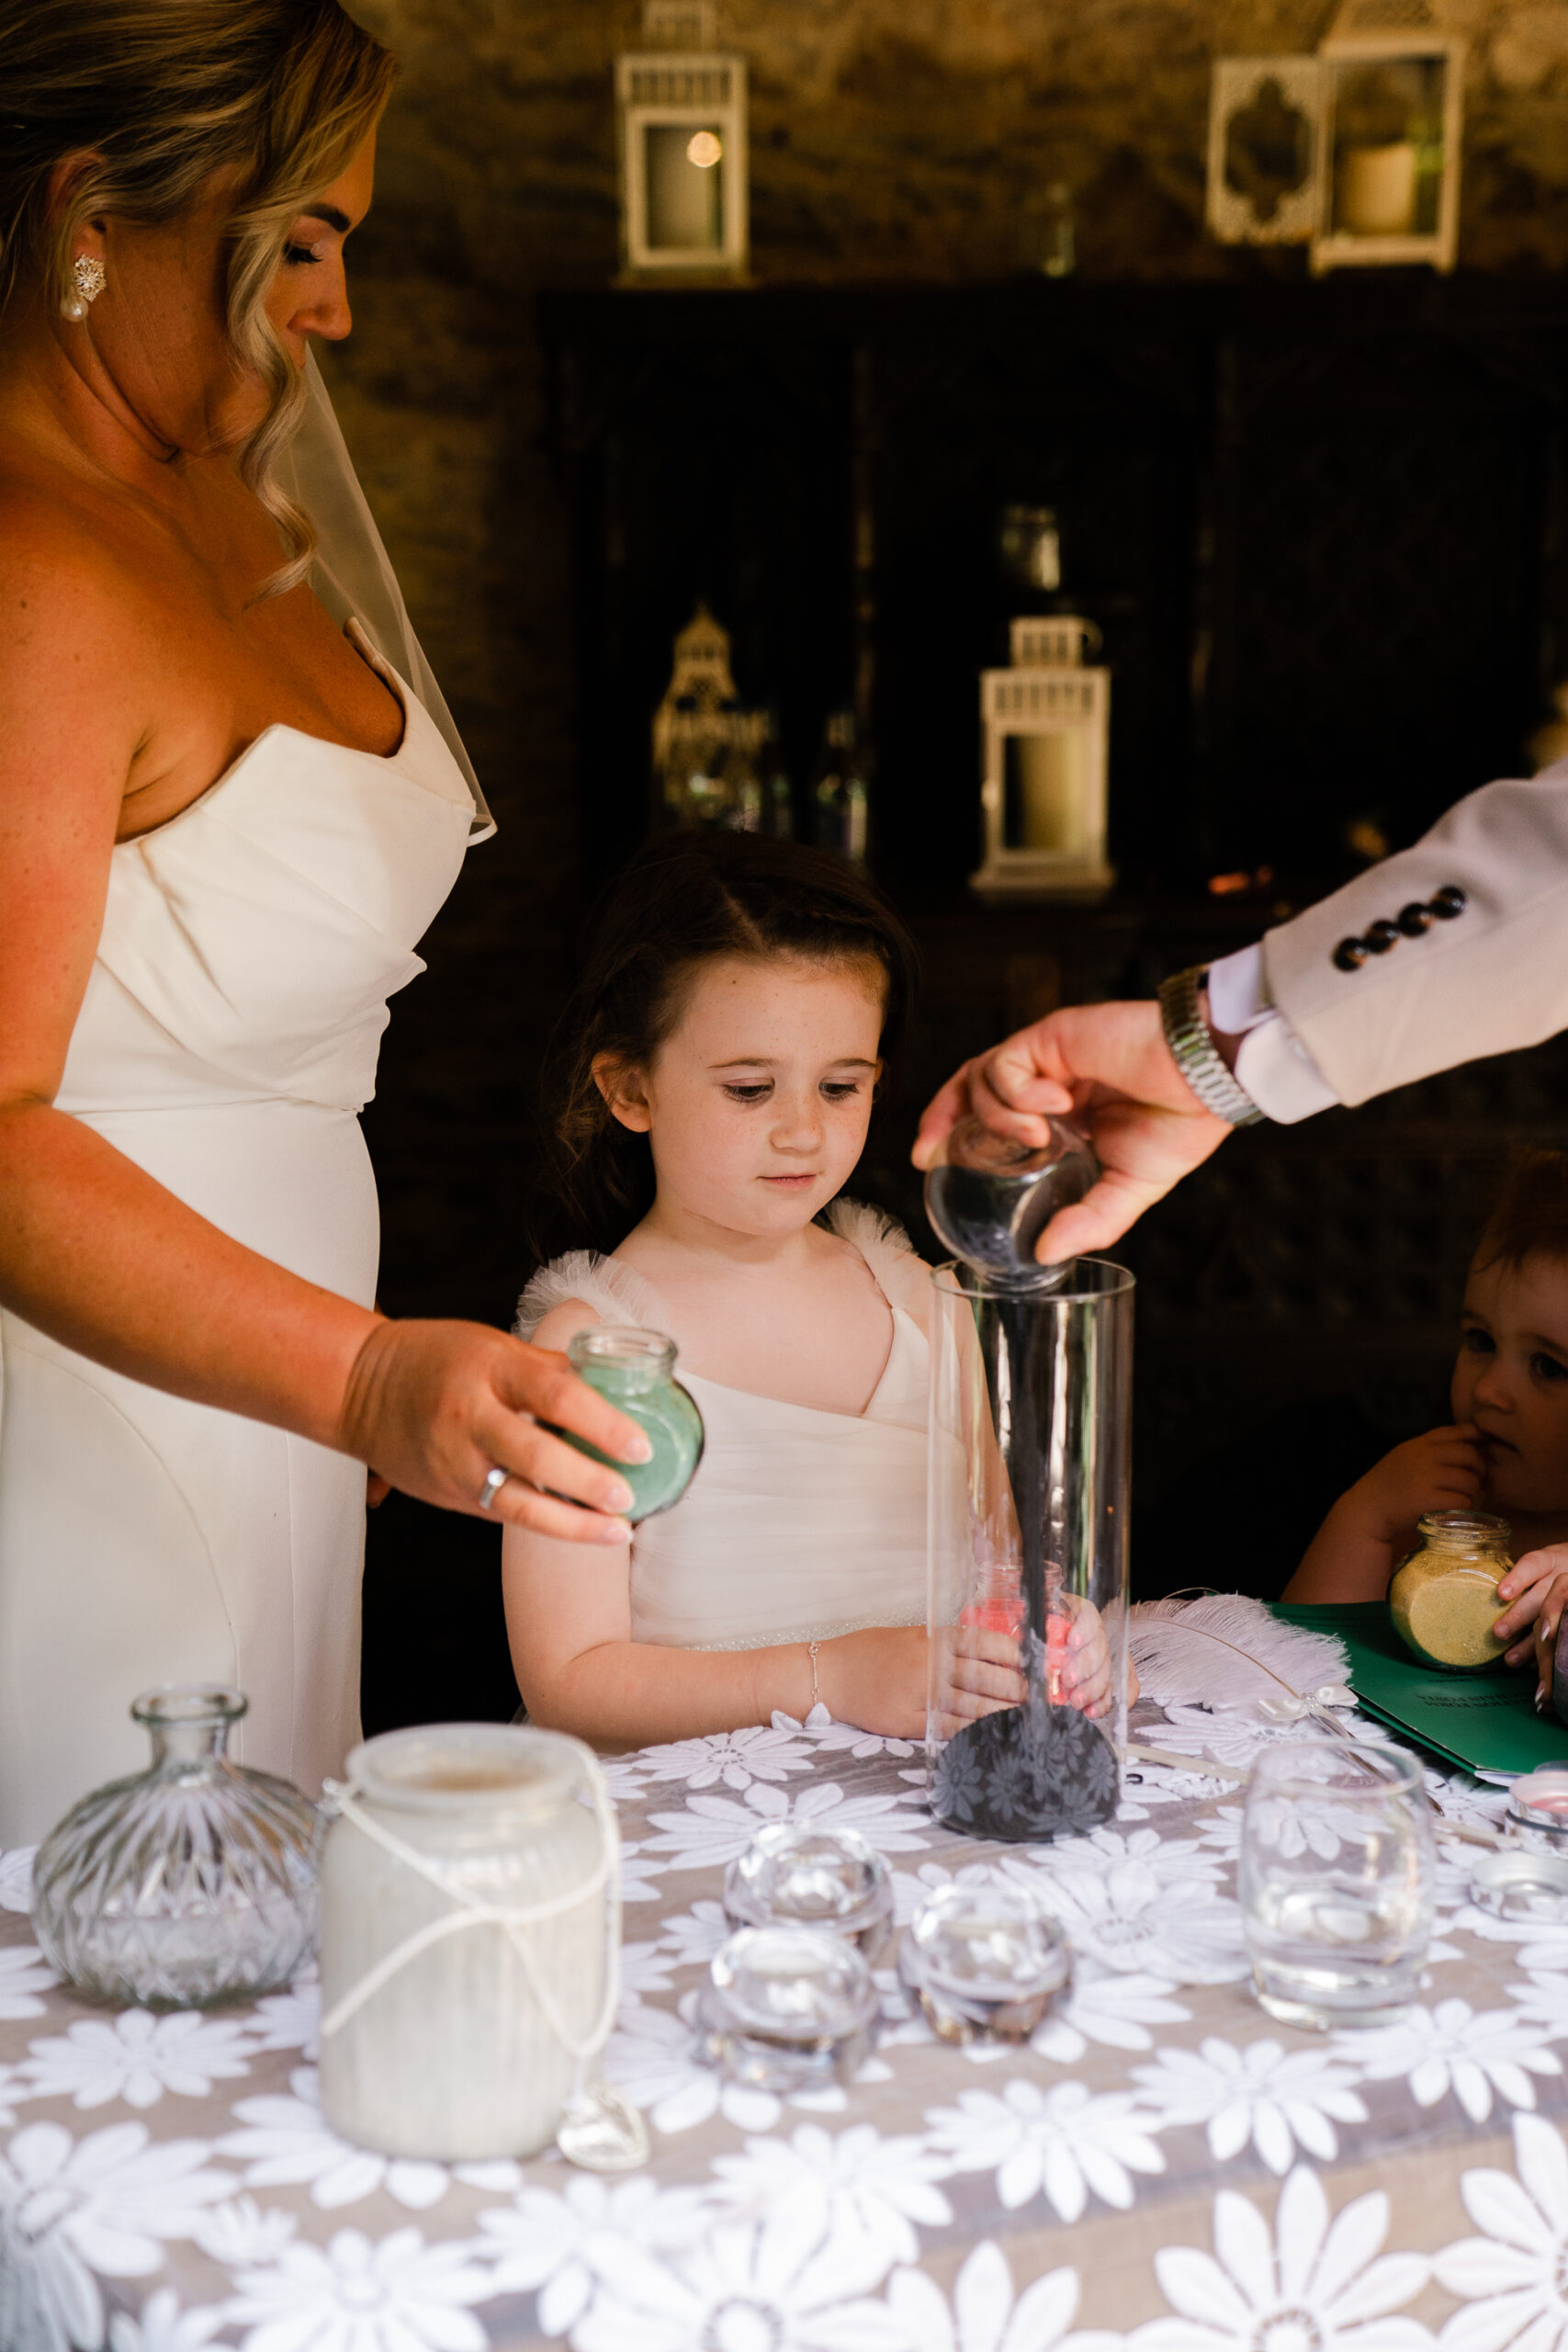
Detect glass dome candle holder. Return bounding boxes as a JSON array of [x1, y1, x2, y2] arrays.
[[31, 1686, 319, 2009], [1507, 1769, 1568, 1853], [696, 1925, 880, 2093], [1388, 1511, 1513, 1670], [560, 1328, 704, 1522], [1466, 1848, 1568, 1928], [723, 1823, 893, 1955], [898, 1882, 1070, 2044]]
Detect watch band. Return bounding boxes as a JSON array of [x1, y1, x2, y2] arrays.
[[1157, 964, 1265, 1127]]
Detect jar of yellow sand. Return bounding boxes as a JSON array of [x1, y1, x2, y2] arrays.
[[1389, 1510, 1514, 1671]]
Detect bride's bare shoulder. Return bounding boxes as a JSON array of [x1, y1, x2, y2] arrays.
[[0, 475, 166, 680]]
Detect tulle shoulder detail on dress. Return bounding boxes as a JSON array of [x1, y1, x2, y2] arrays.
[[514, 1250, 682, 1343], [823, 1196, 932, 1326]]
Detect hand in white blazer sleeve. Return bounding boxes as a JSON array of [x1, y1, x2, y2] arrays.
[[915, 759, 1568, 1260], [1260, 757, 1568, 1103]]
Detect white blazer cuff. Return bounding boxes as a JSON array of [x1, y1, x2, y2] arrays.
[[1207, 943, 1270, 1032], [1208, 944, 1341, 1125]]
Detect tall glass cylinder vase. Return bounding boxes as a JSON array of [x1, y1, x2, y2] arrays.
[[928, 1260, 1133, 1841]]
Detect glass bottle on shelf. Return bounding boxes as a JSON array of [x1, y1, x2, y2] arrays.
[[1020, 184, 1076, 278], [757, 707, 794, 839], [659, 695, 713, 828], [811, 709, 870, 864], [717, 703, 762, 831]]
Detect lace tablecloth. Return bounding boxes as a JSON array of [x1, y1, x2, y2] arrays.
[[1, 1702, 1563, 2352]]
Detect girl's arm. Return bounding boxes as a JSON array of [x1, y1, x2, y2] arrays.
[[502, 1510, 936, 1740], [0, 529, 641, 1535], [1283, 1423, 1484, 1602], [503, 1306, 1029, 1743]]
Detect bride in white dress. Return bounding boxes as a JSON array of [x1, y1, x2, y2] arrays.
[[0, 0, 648, 1842]]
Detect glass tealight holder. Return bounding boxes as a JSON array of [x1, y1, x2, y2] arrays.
[[722, 1822, 893, 1955], [31, 1686, 319, 2009], [696, 1924, 880, 2092], [1467, 1848, 1568, 1928], [1506, 1769, 1568, 1854], [897, 1881, 1070, 2044], [562, 1327, 704, 1522]]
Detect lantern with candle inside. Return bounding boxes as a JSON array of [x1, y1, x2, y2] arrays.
[[971, 616, 1113, 901], [1311, 1, 1463, 275], [615, 8, 748, 286]]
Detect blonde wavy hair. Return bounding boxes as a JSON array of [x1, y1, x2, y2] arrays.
[[0, 0, 395, 596]]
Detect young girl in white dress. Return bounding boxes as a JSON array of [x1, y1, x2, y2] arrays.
[[503, 833, 1113, 1745]]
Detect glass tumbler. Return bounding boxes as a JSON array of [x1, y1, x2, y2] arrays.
[[1240, 1739, 1434, 2029], [927, 1259, 1133, 1841]]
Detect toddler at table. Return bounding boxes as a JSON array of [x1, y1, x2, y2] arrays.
[[502, 831, 1114, 1746], [1284, 1148, 1568, 1705]]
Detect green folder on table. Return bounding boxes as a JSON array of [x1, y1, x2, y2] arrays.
[[1272, 1601, 1568, 1781]]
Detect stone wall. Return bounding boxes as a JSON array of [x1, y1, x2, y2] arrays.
[[333, 0, 1568, 1317]]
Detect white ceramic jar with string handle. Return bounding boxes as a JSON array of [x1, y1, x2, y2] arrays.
[[317, 1723, 617, 2160]]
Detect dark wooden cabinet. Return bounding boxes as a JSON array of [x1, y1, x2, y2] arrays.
[[537, 277, 1568, 1597], [540, 275, 1568, 891]]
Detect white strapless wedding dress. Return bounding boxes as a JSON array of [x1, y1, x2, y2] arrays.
[[0, 624, 483, 1844], [516, 1202, 931, 1652]]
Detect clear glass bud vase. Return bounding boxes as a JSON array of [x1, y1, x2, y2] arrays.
[[927, 1260, 1133, 1841], [31, 1686, 320, 2007]]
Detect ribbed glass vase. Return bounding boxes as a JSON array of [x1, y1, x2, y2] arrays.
[[31, 1685, 320, 2008]]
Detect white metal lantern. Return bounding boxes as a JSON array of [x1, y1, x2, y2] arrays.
[[1312, 1, 1463, 274], [615, 27, 749, 286], [1207, 57, 1325, 246], [971, 619, 1113, 902]]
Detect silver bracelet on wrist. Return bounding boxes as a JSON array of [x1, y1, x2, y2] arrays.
[[1157, 965, 1265, 1128]]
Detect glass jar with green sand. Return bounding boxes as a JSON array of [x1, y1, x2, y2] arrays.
[[1389, 1510, 1513, 1669], [563, 1328, 704, 1521]]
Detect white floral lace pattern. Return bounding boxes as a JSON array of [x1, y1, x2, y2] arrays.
[[0, 1698, 1562, 2351]]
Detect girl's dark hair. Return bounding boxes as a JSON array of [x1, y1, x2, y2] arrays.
[[529, 832, 919, 1262], [1473, 1148, 1568, 1274]]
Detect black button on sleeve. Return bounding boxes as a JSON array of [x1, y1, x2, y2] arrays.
[[1363, 919, 1400, 953], [1397, 903, 1434, 936], [1430, 886, 1468, 919], [1333, 937, 1371, 972]]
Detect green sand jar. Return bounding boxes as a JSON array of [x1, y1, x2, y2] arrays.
[[564, 1327, 705, 1521]]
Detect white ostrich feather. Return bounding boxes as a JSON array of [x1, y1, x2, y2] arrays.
[[1129, 1591, 1350, 1716]]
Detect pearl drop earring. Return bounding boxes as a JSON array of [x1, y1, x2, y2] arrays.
[[60, 254, 106, 322]]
